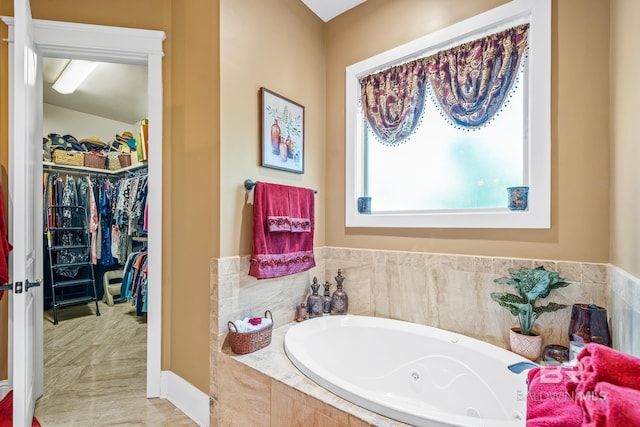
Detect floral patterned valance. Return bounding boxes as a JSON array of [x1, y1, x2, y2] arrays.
[[360, 59, 428, 147], [360, 24, 529, 146]]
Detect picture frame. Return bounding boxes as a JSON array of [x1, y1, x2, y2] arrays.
[[260, 87, 305, 174]]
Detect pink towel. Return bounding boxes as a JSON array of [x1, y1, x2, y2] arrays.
[[288, 187, 311, 232], [567, 344, 640, 397], [565, 344, 640, 426], [526, 367, 584, 427], [581, 382, 640, 426], [249, 182, 315, 279], [264, 183, 292, 232]]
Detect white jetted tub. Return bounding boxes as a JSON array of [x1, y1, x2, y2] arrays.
[[284, 315, 529, 427]]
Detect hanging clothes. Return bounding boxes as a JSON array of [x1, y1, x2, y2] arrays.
[[119, 250, 148, 316], [43, 170, 148, 269], [99, 178, 116, 267], [57, 176, 88, 278]]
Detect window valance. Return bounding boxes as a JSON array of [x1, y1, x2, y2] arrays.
[[360, 24, 529, 146]]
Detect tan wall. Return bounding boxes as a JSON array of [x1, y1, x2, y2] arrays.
[[325, 0, 611, 263], [610, 0, 640, 277], [0, 0, 217, 392], [220, 0, 326, 258]]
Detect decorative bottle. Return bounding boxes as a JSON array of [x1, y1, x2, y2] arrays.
[[285, 135, 293, 158], [306, 277, 324, 318], [270, 119, 281, 154], [322, 281, 332, 314], [330, 269, 348, 315], [295, 303, 307, 322], [279, 137, 288, 162]]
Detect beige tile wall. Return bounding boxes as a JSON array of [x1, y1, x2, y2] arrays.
[[322, 248, 608, 350], [608, 264, 640, 357], [211, 247, 640, 426]]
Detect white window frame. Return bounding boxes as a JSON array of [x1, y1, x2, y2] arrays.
[[345, 0, 550, 228]]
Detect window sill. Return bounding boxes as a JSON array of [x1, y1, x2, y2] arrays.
[[345, 206, 550, 229]]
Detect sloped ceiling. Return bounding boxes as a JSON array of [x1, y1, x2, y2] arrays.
[[42, 57, 147, 124]]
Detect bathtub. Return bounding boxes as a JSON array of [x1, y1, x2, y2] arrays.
[[284, 315, 529, 427]]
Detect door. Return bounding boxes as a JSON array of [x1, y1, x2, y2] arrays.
[[8, 0, 44, 425]]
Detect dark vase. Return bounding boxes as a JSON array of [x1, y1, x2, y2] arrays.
[[542, 344, 570, 365], [330, 269, 348, 315], [306, 277, 324, 318], [568, 303, 611, 346], [270, 119, 281, 155]]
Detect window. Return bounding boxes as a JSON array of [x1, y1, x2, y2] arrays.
[[345, 0, 550, 228]]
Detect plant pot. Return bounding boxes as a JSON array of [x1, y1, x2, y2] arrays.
[[509, 327, 542, 361]]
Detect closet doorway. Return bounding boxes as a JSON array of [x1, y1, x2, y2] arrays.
[[35, 21, 165, 398], [41, 55, 152, 414], [4, 15, 165, 413]]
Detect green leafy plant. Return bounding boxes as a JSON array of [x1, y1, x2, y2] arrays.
[[491, 265, 571, 336]]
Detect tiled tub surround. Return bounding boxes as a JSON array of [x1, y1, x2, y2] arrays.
[[217, 325, 409, 426], [608, 264, 640, 357], [210, 248, 639, 425]]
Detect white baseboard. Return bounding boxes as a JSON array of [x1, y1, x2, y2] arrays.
[[160, 371, 209, 427]]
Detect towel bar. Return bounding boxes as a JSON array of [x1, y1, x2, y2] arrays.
[[244, 179, 317, 194]]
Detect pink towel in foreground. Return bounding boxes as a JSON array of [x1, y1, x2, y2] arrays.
[[526, 366, 584, 427], [567, 343, 640, 396], [249, 182, 315, 279], [567, 344, 640, 427], [582, 382, 640, 427]]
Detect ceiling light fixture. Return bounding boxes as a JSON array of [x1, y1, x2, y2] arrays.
[[52, 60, 99, 94]]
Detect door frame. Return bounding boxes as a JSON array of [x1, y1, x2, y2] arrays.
[[2, 17, 165, 397]]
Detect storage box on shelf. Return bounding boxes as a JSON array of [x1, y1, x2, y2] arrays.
[[52, 150, 84, 167], [83, 152, 107, 169]]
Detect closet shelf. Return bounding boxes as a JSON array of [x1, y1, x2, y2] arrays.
[[43, 160, 148, 175]]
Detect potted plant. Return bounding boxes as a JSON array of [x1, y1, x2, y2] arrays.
[[491, 265, 571, 360]]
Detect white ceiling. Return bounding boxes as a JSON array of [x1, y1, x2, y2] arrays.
[[43, 57, 147, 124], [42, 1, 365, 124]]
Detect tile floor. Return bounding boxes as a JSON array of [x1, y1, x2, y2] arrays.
[[34, 301, 197, 426]]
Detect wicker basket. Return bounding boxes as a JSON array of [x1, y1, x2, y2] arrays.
[[119, 153, 132, 168], [52, 150, 84, 166], [83, 152, 107, 169], [228, 310, 273, 355], [107, 152, 122, 170]]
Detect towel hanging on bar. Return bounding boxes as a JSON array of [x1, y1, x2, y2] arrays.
[[249, 181, 315, 279]]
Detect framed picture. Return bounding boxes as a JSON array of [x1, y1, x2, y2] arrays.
[[260, 87, 305, 174]]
